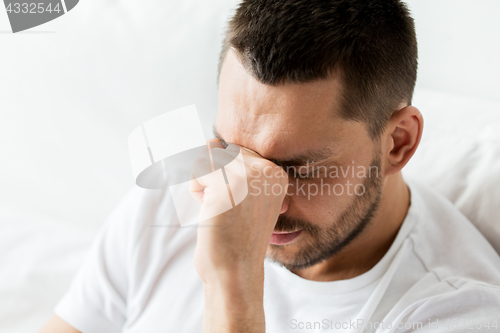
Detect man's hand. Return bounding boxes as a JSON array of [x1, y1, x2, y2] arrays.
[[38, 315, 81, 333], [190, 139, 288, 333]]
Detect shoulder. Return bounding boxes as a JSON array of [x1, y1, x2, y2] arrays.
[[404, 179, 500, 287], [102, 186, 197, 258], [395, 284, 500, 332]]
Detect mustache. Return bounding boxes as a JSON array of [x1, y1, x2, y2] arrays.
[[274, 214, 319, 234]]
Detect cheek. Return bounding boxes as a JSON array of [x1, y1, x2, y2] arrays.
[[287, 168, 367, 200], [283, 161, 372, 220], [284, 179, 354, 220]]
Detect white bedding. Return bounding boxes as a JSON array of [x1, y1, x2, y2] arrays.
[[1, 88, 499, 332], [1, 0, 499, 332], [0, 209, 94, 333], [405, 89, 500, 253]]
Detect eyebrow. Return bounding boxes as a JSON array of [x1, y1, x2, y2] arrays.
[[213, 125, 334, 168]]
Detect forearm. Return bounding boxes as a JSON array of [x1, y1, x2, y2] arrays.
[[202, 269, 265, 333], [193, 142, 288, 333]]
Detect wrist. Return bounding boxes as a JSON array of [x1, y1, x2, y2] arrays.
[[204, 264, 265, 303], [202, 267, 265, 332]]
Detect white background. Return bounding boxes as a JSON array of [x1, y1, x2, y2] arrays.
[[0, 0, 499, 232]]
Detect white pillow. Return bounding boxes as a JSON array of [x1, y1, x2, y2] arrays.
[[0, 0, 238, 231], [404, 89, 500, 253], [1, 0, 498, 252]]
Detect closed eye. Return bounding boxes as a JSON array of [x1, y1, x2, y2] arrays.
[[288, 169, 317, 179], [288, 164, 331, 179]]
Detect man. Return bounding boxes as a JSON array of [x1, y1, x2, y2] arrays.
[[41, 0, 500, 332]]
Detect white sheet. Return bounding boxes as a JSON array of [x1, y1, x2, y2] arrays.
[[1, 0, 499, 331], [404, 89, 500, 253], [0, 209, 94, 333]]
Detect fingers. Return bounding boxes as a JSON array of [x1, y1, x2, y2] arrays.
[[207, 139, 225, 150], [189, 178, 205, 203], [208, 138, 261, 159], [191, 139, 241, 188], [239, 146, 264, 159], [210, 148, 239, 168]]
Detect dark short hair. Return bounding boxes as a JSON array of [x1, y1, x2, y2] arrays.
[[219, 0, 418, 138]]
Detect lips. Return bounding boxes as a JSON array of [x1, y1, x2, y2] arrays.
[[269, 230, 302, 245]]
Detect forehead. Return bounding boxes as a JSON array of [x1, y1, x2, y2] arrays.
[[215, 50, 363, 161]]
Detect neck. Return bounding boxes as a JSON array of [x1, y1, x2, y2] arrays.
[[292, 172, 410, 282]]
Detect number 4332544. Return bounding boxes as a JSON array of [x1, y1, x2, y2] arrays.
[[6, 3, 62, 14]]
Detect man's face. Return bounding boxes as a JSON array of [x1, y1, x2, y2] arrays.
[[215, 50, 384, 270]]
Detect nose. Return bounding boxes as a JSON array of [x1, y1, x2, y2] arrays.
[[279, 195, 289, 214]]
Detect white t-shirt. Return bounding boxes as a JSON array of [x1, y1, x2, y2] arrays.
[[55, 179, 500, 333]]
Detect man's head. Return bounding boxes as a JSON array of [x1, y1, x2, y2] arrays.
[[214, 0, 422, 270], [219, 0, 418, 139]]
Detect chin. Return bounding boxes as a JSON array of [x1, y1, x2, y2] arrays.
[[266, 242, 303, 267]]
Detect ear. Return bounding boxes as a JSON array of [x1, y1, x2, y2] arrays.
[[383, 105, 423, 175]]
